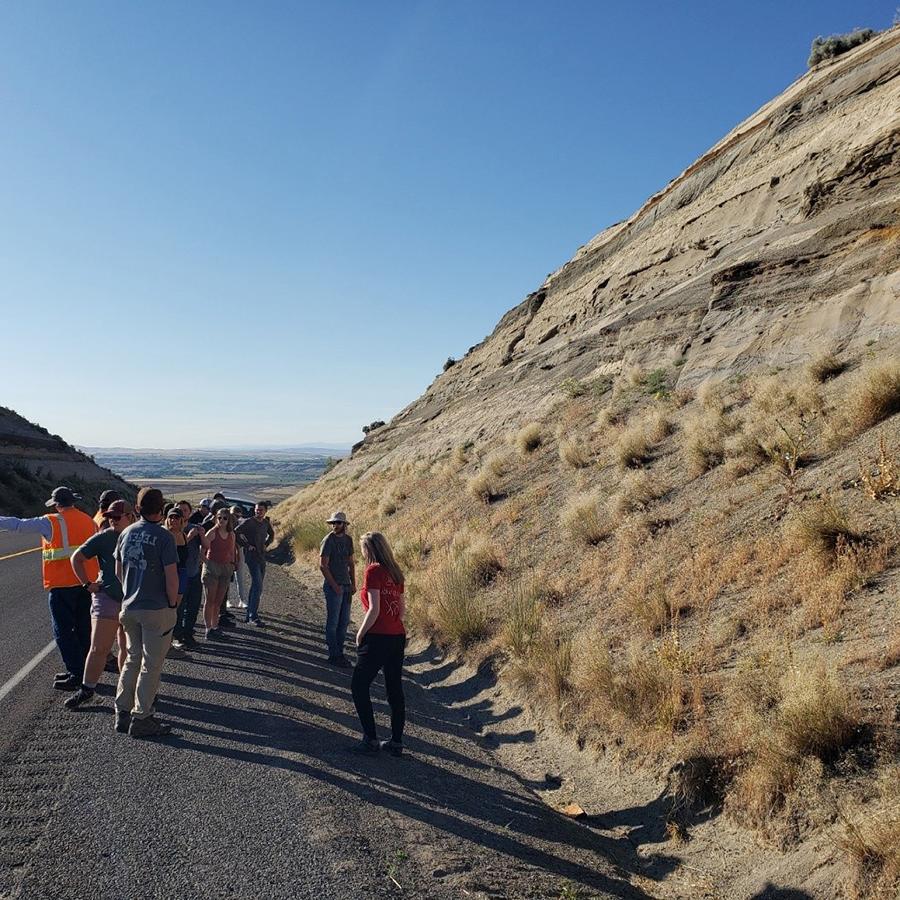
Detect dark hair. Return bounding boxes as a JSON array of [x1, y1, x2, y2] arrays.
[[177, 499, 192, 510], [210, 499, 227, 514], [213, 492, 226, 501], [136, 487, 164, 517]]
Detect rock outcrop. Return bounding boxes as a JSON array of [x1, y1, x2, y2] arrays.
[[0, 406, 134, 515], [354, 27, 900, 465]]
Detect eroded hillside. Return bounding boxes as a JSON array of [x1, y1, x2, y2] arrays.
[[276, 28, 900, 899], [0, 407, 135, 515]]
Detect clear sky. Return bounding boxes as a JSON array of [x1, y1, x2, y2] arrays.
[[1, 1, 895, 448]]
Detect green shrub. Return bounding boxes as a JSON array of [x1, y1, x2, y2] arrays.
[[808, 28, 876, 67], [292, 520, 329, 553]]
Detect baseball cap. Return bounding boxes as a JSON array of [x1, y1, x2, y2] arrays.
[[136, 487, 165, 517], [103, 500, 133, 519], [45, 486, 81, 508]]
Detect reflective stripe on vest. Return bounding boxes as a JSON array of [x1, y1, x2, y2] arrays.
[[41, 514, 71, 561]]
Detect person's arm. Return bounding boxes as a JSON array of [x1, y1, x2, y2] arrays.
[[71, 549, 100, 593], [265, 519, 274, 546], [356, 589, 379, 645], [164, 563, 179, 607], [232, 535, 239, 566], [0, 516, 52, 540], [348, 552, 356, 593], [319, 535, 341, 591]]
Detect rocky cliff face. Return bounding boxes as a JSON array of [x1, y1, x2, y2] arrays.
[[357, 27, 900, 464], [0, 406, 134, 515]]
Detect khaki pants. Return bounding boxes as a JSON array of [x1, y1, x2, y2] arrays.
[[116, 606, 177, 720]]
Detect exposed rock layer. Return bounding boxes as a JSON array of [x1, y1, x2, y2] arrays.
[[356, 28, 900, 465]]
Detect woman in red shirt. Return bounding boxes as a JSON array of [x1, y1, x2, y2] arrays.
[[351, 531, 406, 756]]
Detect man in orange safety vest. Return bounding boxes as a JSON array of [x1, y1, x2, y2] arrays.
[[0, 486, 99, 690]]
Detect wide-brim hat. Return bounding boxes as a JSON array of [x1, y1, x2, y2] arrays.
[[326, 511, 349, 525]]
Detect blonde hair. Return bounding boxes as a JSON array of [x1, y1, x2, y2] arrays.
[[360, 531, 404, 586]]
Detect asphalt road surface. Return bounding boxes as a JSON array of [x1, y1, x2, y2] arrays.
[[0, 548, 644, 899]]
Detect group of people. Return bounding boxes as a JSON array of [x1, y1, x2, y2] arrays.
[[1, 485, 408, 754]]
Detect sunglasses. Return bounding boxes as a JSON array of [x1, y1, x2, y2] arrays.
[[216, 515, 229, 520], [167, 514, 182, 520], [107, 515, 123, 522]]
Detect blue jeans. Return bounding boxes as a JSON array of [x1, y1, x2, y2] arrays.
[[48, 586, 92, 677], [323, 582, 352, 660], [244, 555, 265, 622]]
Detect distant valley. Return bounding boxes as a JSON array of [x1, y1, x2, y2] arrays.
[[82, 445, 348, 506]]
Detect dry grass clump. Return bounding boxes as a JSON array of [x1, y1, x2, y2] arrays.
[[788, 498, 865, 558], [578, 631, 699, 737], [484, 450, 512, 478], [843, 362, 900, 439], [727, 662, 859, 837], [515, 422, 543, 454], [807, 352, 847, 383], [465, 539, 503, 586], [467, 470, 499, 503], [596, 404, 627, 431], [425, 552, 492, 648], [558, 437, 591, 469], [608, 471, 669, 522], [683, 410, 727, 476], [561, 490, 609, 546], [502, 575, 544, 658], [614, 422, 652, 469], [841, 768, 900, 900], [509, 627, 573, 716], [379, 492, 400, 516]]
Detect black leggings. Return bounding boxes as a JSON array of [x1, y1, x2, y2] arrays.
[[351, 633, 406, 743]]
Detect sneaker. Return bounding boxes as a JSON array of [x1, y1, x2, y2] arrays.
[[219, 616, 237, 629], [167, 644, 189, 660], [349, 738, 380, 756], [380, 739, 404, 757], [64, 687, 99, 710], [205, 628, 221, 641], [53, 675, 80, 692], [182, 636, 201, 651], [128, 715, 173, 739], [54, 671, 73, 683], [246, 618, 265, 627], [114, 710, 131, 734]]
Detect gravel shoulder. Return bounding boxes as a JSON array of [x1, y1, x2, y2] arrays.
[[0, 565, 643, 900]]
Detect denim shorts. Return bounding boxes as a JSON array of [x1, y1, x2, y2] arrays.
[[91, 591, 122, 621]]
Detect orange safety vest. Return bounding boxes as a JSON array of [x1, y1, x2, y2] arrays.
[[41, 507, 99, 590]]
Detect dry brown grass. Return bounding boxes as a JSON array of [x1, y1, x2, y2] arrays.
[[467, 470, 499, 503], [788, 498, 865, 557], [515, 422, 543, 454], [424, 551, 493, 648], [807, 352, 847, 383], [841, 767, 900, 899], [558, 437, 591, 469], [726, 662, 859, 837], [843, 361, 900, 439], [501, 574, 544, 658], [614, 421, 653, 469], [484, 450, 512, 478], [561, 490, 609, 546], [683, 410, 727, 476], [608, 471, 669, 522], [859, 433, 900, 501]]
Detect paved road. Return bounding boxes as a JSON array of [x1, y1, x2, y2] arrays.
[[0, 554, 643, 899]]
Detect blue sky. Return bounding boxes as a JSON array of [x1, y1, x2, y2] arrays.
[[1, 1, 895, 447]]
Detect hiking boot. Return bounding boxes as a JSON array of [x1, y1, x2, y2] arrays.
[[380, 739, 404, 758], [54, 675, 80, 692], [167, 644, 189, 659], [349, 738, 380, 756], [129, 715, 173, 739], [64, 687, 99, 710], [114, 710, 131, 734]]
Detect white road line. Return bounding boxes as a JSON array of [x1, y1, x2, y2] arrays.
[[0, 640, 56, 703]]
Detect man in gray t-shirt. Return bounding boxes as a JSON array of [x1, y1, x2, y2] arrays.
[[319, 511, 356, 666], [113, 488, 179, 738]]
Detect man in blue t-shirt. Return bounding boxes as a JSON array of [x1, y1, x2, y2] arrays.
[[114, 487, 179, 738]]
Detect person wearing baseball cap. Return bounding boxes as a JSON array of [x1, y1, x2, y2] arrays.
[[319, 511, 356, 666], [113, 487, 180, 738], [0, 486, 99, 690], [94, 489, 123, 527], [65, 500, 136, 709]]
